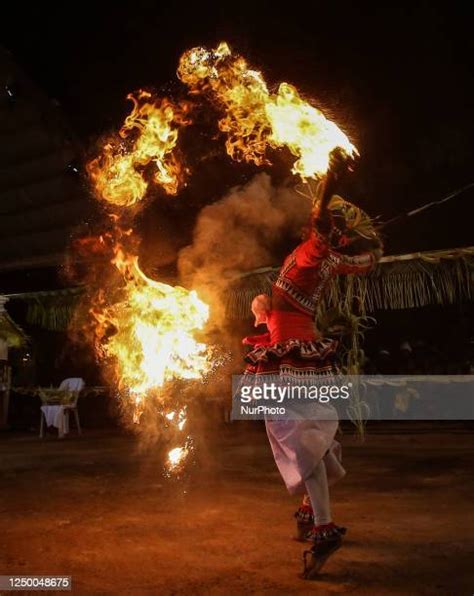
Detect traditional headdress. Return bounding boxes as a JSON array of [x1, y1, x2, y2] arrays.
[[296, 180, 380, 250]]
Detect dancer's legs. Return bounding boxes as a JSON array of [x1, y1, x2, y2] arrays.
[[304, 460, 331, 526], [302, 459, 343, 580]]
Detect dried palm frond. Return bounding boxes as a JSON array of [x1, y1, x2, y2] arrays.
[[296, 180, 380, 242]]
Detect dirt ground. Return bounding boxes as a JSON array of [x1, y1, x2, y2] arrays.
[[0, 423, 473, 595]]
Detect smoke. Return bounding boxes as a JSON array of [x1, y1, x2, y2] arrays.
[[177, 173, 311, 314]]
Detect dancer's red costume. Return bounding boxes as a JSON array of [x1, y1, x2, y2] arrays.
[[240, 155, 381, 577], [243, 215, 377, 496], [244, 224, 375, 379]]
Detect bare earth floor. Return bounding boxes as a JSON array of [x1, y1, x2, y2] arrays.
[[0, 424, 473, 595]]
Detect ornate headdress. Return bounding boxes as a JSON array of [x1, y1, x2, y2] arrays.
[[297, 180, 380, 250]]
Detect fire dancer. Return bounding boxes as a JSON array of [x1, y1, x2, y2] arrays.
[[242, 155, 382, 578]]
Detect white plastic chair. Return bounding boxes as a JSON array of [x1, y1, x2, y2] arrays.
[[39, 378, 84, 438]]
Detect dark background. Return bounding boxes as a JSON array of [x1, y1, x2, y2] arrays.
[[1, 1, 473, 252], [2, 1, 473, 422]]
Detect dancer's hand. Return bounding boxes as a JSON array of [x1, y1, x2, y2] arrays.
[[313, 208, 334, 236]]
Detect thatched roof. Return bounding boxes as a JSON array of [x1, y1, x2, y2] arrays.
[[224, 246, 474, 318], [3, 246, 473, 331], [0, 47, 90, 271]]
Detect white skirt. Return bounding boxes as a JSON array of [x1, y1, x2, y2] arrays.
[[265, 412, 345, 494]]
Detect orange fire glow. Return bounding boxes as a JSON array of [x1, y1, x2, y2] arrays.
[[90, 244, 210, 408], [88, 243, 210, 471], [85, 88, 208, 473], [178, 42, 356, 178], [84, 42, 357, 475], [87, 91, 191, 207], [167, 445, 189, 472]]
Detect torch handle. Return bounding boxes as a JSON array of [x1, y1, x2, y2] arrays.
[[315, 147, 353, 218], [317, 169, 337, 216]]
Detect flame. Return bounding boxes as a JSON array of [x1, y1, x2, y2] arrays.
[[166, 408, 187, 431], [84, 43, 355, 475], [87, 91, 191, 207], [86, 89, 206, 475], [164, 409, 189, 472], [178, 42, 356, 179], [266, 83, 356, 178], [167, 446, 188, 471], [89, 241, 210, 435], [178, 42, 270, 166]]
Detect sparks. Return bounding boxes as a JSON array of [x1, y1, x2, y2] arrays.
[[167, 445, 189, 471]]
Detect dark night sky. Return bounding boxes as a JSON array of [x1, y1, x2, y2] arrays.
[[2, 1, 474, 253]]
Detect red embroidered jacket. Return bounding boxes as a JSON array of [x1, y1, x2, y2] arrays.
[[272, 229, 376, 316]]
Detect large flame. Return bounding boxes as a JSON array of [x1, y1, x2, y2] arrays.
[[90, 243, 210, 415], [84, 43, 357, 475], [87, 91, 191, 207], [178, 42, 356, 178], [88, 240, 210, 472], [85, 89, 206, 474]]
